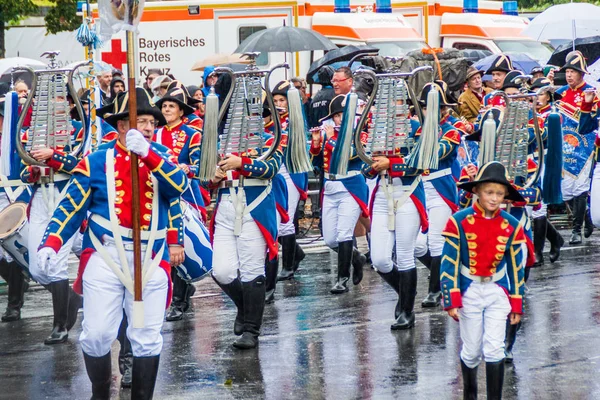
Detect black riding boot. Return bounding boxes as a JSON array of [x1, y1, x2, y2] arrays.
[[166, 271, 186, 321], [352, 248, 366, 285], [331, 241, 353, 294], [131, 355, 160, 400], [532, 216, 547, 267], [422, 256, 442, 307], [377, 268, 401, 318], [117, 313, 132, 388], [1, 261, 27, 322], [391, 268, 417, 330], [265, 255, 279, 304], [212, 275, 245, 335], [66, 286, 83, 330], [504, 320, 521, 363], [486, 360, 505, 400], [585, 205, 594, 238], [417, 251, 433, 270], [569, 193, 587, 244], [293, 242, 305, 272], [460, 359, 478, 400], [546, 220, 564, 263], [277, 234, 297, 281], [83, 352, 112, 400], [233, 276, 266, 350], [44, 279, 70, 345]]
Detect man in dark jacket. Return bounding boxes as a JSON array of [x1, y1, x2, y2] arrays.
[[307, 66, 335, 129]]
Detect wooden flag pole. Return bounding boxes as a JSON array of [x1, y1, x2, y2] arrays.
[[125, 1, 144, 329]]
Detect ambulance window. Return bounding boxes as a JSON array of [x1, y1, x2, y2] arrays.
[[452, 42, 491, 52], [239, 26, 268, 65]]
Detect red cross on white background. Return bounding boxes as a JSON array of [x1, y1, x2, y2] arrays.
[[101, 39, 128, 70]]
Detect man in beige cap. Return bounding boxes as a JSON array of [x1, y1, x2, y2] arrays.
[[458, 66, 491, 123]]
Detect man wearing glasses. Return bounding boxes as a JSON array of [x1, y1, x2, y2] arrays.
[[38, 87, 188, 399], [332, 66, 354, 96]]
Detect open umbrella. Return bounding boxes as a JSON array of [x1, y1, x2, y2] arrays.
[[191, 53, 250, 71], [474, 53, 541, 75], [523, 3, 600, 44], [235, 26, 337, 54], [306, 45, 378, 84], [0, 57, 45, 76], [547, 36, 600, 68]]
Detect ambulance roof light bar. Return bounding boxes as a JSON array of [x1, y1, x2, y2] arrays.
[[334, 0, 351, 13], [375, 0, 392, 13], [463, 0, 479, 13], [502, 1, 518, 16]]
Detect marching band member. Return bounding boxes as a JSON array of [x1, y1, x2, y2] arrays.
[[38, 88, 188, 398], [310, 94, 368, 294], [555, 51, 597, 245], [165, 80, 205, 132], [441, 162, 526, 400], [413, 81, 461, 308]]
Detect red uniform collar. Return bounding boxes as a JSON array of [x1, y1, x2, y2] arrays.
[[164, 121, 184, 132], [473, 201, 501, 219]]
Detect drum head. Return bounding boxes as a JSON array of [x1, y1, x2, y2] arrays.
[[0, 202, 27, 240]]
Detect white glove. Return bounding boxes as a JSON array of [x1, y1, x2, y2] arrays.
[[38, 247, 57, 275], [126, 129, 150, 157]]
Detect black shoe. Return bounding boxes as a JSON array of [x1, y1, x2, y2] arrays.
[[265, 256, 279, 304], [331, 241, 353, 294], [569, 232, 582, 245], [165, 303, 184, 321], [532, 217, 547, 267], [486, 360, 505, 400], [422, 256, 442, 307], [293, 242, 305, 272], [1, 307, 20, 322], [131, 355, 160, 400], [352, 248, 366, 285], [277, 235, 297, 281], [504, 320, 521, 363], [83, 352, 111, 400], [461, 359, 478, 400], [212, 276, 245, 336], [44, 280, 70, 345], [233, 276, 266, 350], [377, 268, 401, 318], [66, 288, 83, 330], [120, 354, 133, 388], [546, 221, 564, 263], [391, 269, 417, 330]]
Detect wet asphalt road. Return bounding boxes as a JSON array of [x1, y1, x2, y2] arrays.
[[1, 232, 600, 399]]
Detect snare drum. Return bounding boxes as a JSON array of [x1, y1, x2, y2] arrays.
[[0, 202, 30, 274], [176, 204, 213, 283]]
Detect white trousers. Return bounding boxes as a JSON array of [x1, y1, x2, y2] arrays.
[[29, 189, 76, 285], [415, 182, 452, 257], [531, 202, 547, 219], [279, 170, 301, 237], [322, 190, 361, 249], [80, 242, 169, 357], [459, 282, 511, 368], [212, 198, 267, 284], [0, 194, 12, 262], [370, 186, 420, 272], [590, 164, 600, 227], [562, 165, 591, 201]]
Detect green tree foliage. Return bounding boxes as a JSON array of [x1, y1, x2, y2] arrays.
[[0, 0, 39, 57], [45, 0, 80, 34]]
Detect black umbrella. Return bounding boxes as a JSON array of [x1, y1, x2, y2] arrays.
[[547, 35, 600, 67], [235, 26, 337, 54], [306, 45, 379, 84]]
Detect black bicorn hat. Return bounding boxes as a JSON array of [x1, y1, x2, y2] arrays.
[[485, 55, 513, 75], [166, 80, 201, 105], [530, 77, 563, 102], [272, 80, 292, 97], [464, 107, 503, 142], [156, 86, 197, 116], [501, 70, 527, 90], [97, 87, 166, 127], [418, 80, 458, 107], [560, 50, 589, 75], [319, 94, 346, 122], [457, 161, 524, 202]]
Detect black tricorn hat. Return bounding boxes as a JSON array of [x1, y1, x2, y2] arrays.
[[97, 87, 166, 127], [418, 80, 457, 107], [560, 50, 589, 75], [485, 55, 513, 74], [464, 107, 503, 142], [457, 161, 524, 202], [272, 80, 292, 97], [319, 94, 345, 122], [156, 86, 196, 116]]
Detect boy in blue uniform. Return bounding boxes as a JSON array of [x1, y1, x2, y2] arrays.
[[441, 162, 526, 400]]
